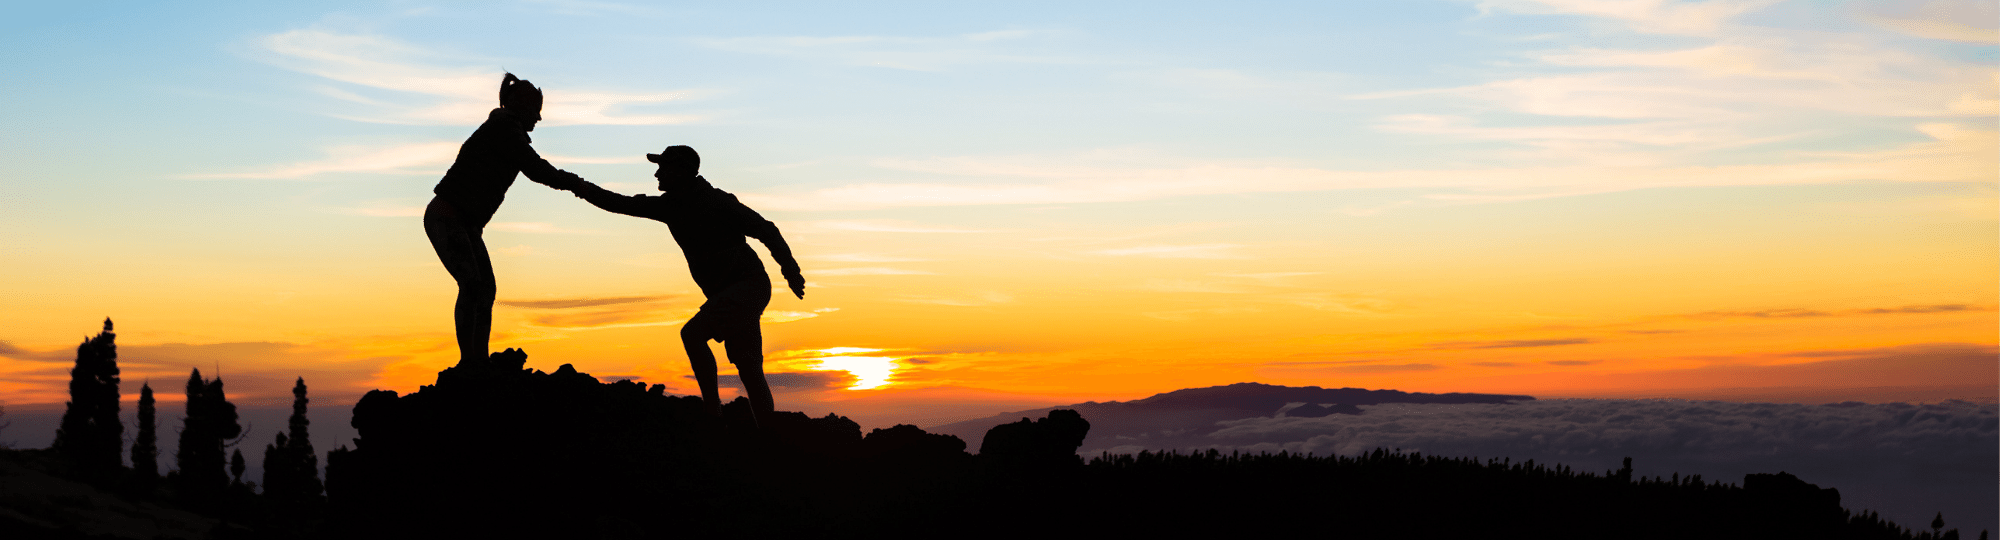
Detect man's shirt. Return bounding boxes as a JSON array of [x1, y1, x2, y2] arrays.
[[571, 176, 793, 297]]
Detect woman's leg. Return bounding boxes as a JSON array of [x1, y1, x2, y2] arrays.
[[424, 197, 497, 367]]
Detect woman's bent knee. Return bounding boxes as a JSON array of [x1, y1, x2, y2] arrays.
[[467, 280, 497, 299]]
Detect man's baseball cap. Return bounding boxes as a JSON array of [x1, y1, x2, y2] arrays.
[[646, 145, 700, 169]]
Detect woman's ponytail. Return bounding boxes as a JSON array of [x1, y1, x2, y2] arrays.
[[498, 72, 543, 111], [500, 73, 522, 106]]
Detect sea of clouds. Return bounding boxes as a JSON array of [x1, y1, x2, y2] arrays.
[[1088, 398, 1997, 536]]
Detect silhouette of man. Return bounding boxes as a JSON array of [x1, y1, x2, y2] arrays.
[[568, 146, 804, 423]]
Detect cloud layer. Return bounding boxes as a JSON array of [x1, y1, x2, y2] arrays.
[[1090, 398, 1997, 535]]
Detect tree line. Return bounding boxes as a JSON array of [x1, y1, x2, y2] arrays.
[[44, 318, 325, 518]]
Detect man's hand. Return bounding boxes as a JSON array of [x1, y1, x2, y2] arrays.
[[784, 270, 805, 299], [550, 170, 585, 191]]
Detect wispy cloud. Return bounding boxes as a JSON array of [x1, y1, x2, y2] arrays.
[[498, 295, 679, 309], [1471, 0, 1781, 36], [499, 294, 694, 329], [183, 140, 634, 180], [763, 308, 838, 324], [521, 0, 667, 18], [339, 199, 427, 217], [519, 307, 689, 330], [182, 141, 458, 179], [1684, 304, 1989, 320], [1309, 362, 1442, 373], [1215, 272, 1322, 281], [812, 220, 991, 233], [543, 153, 648, 165], [808, 253, 929, 263], [1093, 244, 1245, 259], [487, 222, 598, 234], [1140, 306, 1263, 321], [740, 124, 1993, 210], [1112, 68, 1355, 109], [1135, 279, 1251, 294], [813, 267, 935, 276], [1428, 338, 1596, 350], [1546, 359, 1602, 366], [693, 29, 1080, 71], [254, 29, 702, 126], [1284, 293, 1395, 315], [893, 291, 1014, 307], [1377, 0, 1998, 175], [1859, 0, 2000, 44]]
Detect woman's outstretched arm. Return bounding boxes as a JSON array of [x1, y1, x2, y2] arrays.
[[569, 179, 654, 218], [498, 125, 581, 191]]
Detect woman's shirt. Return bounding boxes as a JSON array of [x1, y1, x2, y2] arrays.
[[432, 108, 568, 229]]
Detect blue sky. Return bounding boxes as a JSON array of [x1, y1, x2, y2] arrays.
[[1, 0, 1993, 412]]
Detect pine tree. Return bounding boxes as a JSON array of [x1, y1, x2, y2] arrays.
[[132, 382, 158, 489], [264, 377, 325, 507], [53, 318, 122, 477], [290, 378, 322, 500], [263, 432, 293, 502], [175, 368, 241, 503], [274, 377, 323, 504], [230, 448, 246, 486]]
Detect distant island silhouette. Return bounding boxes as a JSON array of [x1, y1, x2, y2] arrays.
[[1, 326, 1981, 539], [930, 381, 1534, 452]]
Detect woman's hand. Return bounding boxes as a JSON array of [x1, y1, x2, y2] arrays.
[[549, 170, 585, 191]]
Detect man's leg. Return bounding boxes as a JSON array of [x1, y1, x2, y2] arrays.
[[680, 311, 723, 416], [705, 277, 774, 422], [723, 323, 774, 416]]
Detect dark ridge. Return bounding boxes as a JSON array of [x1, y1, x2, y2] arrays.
[[0, 350, 1970, 540]]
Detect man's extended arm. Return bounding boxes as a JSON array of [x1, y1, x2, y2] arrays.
[[569, 180, 654, 218]]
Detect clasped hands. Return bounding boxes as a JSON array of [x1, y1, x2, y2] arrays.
[[550, 169, 589, 192]]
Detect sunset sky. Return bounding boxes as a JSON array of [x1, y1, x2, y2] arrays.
[[2, 0, 1994, 428]]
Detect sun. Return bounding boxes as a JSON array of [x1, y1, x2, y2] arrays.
[[797, 347, 902, 390]]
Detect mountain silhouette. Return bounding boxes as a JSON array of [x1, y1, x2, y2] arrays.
[[930, 382, 1533, 452]]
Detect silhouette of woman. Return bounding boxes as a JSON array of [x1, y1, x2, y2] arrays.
[[424, 73, 581, 367]]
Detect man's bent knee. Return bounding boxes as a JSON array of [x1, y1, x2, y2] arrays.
[[680, 320, 713, 344]]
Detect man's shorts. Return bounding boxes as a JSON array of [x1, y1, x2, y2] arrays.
[[697, 276, 772, 342]]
